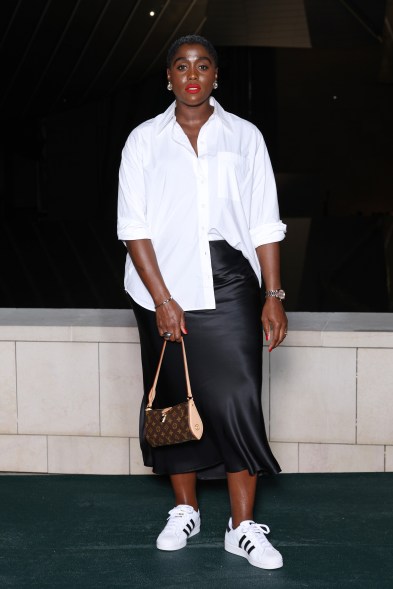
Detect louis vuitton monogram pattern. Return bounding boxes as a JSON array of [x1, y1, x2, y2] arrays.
[[144, 401, 198, 447]]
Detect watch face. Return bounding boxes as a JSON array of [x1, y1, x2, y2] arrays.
[[277, 289, 286, 300]]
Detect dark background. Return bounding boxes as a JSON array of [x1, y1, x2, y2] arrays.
[[0, 0, 392, 312]]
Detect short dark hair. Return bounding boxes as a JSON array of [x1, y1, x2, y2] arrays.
[[166, 35, 218, 68]]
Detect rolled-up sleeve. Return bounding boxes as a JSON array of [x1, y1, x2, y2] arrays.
[[117, 130, 151, 241], [250, 220, 287, 247], [248, 132, 286, 248]]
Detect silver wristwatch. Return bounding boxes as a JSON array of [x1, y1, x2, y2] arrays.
[[265, 289, 286, 301]]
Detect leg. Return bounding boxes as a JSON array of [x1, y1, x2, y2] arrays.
[[225, 469, 283, 569], [156, 472, 200, 551], [227, 469, 257, 528], [170, 472, 198, 511]]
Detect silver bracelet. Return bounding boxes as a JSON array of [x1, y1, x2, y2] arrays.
[[155, 295, 173, 309]]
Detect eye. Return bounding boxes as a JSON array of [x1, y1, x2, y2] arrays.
[[199, 64, 208, 71], [176, 64, 187, 71]]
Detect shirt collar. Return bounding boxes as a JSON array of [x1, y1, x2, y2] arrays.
[[156, 96, 232, 134]]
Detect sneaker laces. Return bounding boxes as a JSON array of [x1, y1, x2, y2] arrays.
[[164, 505, 194, 534], [240, 521, 271, 547]]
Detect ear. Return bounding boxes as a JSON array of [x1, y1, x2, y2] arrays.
[[166, 67, 171, 80]]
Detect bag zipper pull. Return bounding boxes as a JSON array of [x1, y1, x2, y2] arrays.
[[160, 407, 172, 423]]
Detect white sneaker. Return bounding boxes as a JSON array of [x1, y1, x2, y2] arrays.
[[225, 518, 283, 569], [156, 504, 200, 551]]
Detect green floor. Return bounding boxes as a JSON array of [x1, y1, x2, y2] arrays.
[[0, 473, 392, 588]]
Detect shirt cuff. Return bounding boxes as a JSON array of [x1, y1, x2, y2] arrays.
[[117, 226, 152, 240], [250, 221, 287, 248]]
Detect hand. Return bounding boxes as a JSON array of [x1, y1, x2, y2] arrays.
[[156, 299, 187, 342], [261, 298, 288, 352]]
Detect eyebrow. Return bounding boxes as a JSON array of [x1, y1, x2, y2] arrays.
[[173, 55, 212, 65]]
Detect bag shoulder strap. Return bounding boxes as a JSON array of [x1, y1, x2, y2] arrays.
[[146, 338, 192, 409]]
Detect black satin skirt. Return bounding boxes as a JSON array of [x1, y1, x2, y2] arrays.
[[131, 241, 281, 479]]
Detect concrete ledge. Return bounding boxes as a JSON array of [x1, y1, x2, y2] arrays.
[[0, 309, 392, 474]]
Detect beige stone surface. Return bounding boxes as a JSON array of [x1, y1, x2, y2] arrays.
[[357, 349, 393, 445], [322, 331, 393, 348], [385, 446, 393, 472], [130, 438, 153, 474], [323, 313, 393, 333], [0, 310, 391, 475], [270, 347, 356, 443], [278, 331, 324, 348], [0, 342, 17, 434], [71, 326, 139, 343], [99, 343, 143, 437], [48, 436, 129, 474], [0, 325, 72, 342], [17, 342, 100, 435], [0, 435, 47, 472], [262, 347, 270, 439], [270, 442, 299, 473], [299, 443, 384, 473]]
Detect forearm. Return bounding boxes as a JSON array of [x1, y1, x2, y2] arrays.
[[256, 242, 287, 350], [125, 239, 171, 307], [126, 239, 186, 341], [255, 242, 282, 290]]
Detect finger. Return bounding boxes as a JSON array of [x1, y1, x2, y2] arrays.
[[268, 326, 280, 352], [165, 322, 182, 342], [168, 318, 181, 342], [262, 318, 271, 343], [269, 322, 288, 351], [269, 320, 285, 351], [180, 319, 188, 335], [162, 331, 173, 341], [279, 320, 289, 341]]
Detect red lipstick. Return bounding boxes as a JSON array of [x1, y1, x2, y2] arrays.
[[185, 84, 201, 93]]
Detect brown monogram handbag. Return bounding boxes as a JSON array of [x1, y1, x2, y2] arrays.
[[144, 338, 203, 447]]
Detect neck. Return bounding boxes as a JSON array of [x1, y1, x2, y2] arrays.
[[175, 99, 214, 126]]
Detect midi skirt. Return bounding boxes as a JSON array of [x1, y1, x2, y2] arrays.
[[131, 241, 281, 479]]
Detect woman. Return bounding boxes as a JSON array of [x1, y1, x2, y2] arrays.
[[117, 35, 288, 570]]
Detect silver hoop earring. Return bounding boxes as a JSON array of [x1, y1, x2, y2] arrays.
[[167, 81, 172, 91], [213, 80, 218, 90]]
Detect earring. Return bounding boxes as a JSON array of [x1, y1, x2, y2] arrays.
[[213, 80, 218, 90], [167, 81, 172, 91]]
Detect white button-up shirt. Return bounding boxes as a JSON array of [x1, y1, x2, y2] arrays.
[[117, 97, 286, 311]]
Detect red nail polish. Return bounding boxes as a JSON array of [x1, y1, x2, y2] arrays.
[[184, 328, 188, 334]]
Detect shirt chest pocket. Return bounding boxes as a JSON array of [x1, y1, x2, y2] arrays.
[[216, 152, 247, 201]]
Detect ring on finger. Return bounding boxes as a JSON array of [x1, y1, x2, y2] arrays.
[[163, 332, 172, 340]]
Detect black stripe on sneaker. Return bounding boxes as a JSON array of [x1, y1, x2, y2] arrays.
[[183, 521, 195, 536], [239, 535, 247, 548], [244, 540, 251, 551], [247, 545, 255, 555], [226, 525, 231, 533]]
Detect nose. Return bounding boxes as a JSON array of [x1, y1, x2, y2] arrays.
[[188, 65, 198, 79]]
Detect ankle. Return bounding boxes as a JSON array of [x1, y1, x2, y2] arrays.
[[176, 501, 199, 512], [232, 516, 253, 529]]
